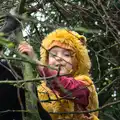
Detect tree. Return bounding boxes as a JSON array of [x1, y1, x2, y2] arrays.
[[0, 0, 120, 119]]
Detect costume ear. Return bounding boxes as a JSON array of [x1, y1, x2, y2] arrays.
[[70, 31, 87, 46], [79, 36, 87, 46]]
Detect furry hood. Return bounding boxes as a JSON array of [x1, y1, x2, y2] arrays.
[[40, 28, 91, 76]]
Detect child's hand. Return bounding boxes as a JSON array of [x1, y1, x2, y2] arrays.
[[18, 41, 37, 60]]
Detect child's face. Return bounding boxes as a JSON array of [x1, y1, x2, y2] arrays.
[[48, 46, 73, 75]]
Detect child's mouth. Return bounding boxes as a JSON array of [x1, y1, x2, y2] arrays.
[[53, 65, 65, 70], [55, 64, 64, 67]]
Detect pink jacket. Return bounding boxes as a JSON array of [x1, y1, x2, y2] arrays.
[[39, 67, 89, 109]]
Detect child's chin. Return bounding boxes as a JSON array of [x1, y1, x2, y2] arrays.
[[59, 71, 69, 75]]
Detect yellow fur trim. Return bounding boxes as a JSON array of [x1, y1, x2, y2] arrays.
[[37, 82, 74, 120], [37, 75, 99, 120], [40, 28, 91, 76], [75, 75, 99, 117]]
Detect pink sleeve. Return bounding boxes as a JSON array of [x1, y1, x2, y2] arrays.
[[52, 76, 89, 107], [37, 67, 89, 107], [37, 66, 57, 77]]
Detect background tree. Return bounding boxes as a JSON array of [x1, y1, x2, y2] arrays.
[[0, 0, 120, 119]]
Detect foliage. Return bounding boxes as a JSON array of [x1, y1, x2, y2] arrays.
[[0, 0, 120, 119]]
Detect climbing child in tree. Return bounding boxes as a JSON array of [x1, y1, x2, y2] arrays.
[[18, 28, 99, 120]]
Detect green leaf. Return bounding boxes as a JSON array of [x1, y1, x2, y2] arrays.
[[0, 32, 5, 37], [0, 37, 15, 48], [74, 27, 100, 33]]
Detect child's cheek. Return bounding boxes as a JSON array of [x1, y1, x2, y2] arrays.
[[72, 57, 77, 71], [48, 57, 54, 66]]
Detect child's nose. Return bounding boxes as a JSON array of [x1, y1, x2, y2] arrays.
[[56, 53, 63, 61], [56, 56, 62, 61]]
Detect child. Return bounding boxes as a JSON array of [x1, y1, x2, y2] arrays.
[[18, 28, 99, 120]]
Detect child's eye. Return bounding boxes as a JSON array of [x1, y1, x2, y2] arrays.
[[64, 52, 71, 57]]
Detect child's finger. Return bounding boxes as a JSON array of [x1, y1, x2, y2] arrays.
[[18, 43, 33, 52], [18, 47, 29, 54], [18, 43, 31, 49], [18, 42, 36, 58], [19, 41, 29, 45], [18, 41, 31, 50]]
